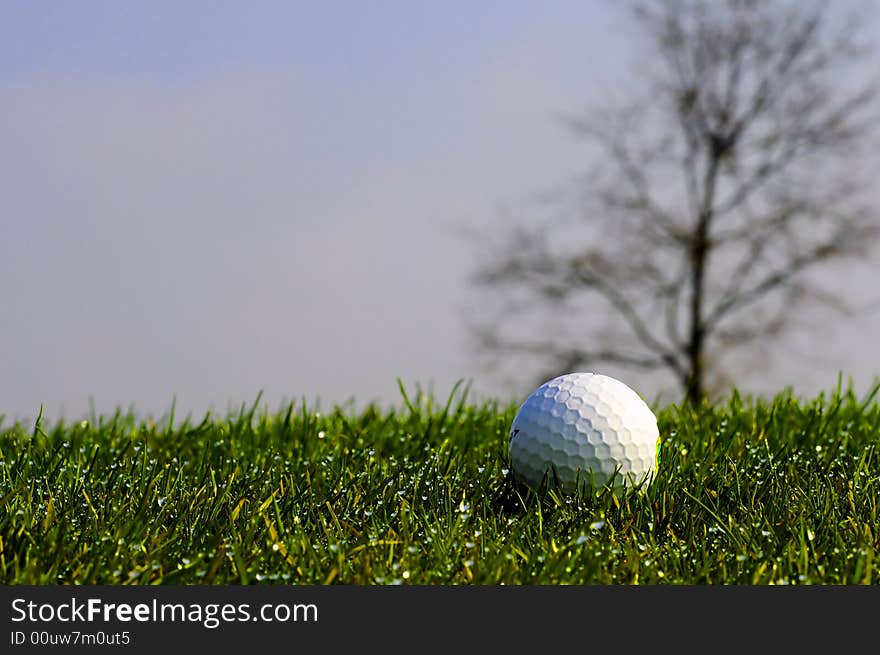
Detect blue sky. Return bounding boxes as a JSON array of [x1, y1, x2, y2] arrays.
[[2, 1, 879, 423]]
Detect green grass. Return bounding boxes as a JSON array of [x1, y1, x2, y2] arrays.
[[1, 380, 878, 585]]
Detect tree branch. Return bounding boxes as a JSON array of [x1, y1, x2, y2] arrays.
[[567, 254, 685, 377], [478, 331, 671, 372], [705, 222, 876, 331]]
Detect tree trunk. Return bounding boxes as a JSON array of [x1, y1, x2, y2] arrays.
[[685, 217, 707, 405], [686, 147, 722, 404]]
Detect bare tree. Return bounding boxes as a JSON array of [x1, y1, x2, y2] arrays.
[[471, 0, 879, 404]]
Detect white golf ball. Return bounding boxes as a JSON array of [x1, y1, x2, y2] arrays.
[[508, 372, 660, 492]]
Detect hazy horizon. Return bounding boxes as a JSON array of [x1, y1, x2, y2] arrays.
[[3, 1, 880, 425]]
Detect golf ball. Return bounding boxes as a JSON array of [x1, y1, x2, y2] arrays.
[[508, 372, 659, 492]]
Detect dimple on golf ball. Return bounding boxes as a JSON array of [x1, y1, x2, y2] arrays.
[[508, 372, 660, 492]]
